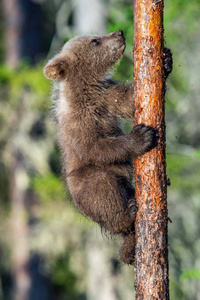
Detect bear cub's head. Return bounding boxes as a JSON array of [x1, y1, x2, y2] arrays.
[[44, 30, 126, 81]]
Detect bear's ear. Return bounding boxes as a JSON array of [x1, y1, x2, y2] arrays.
[[43, 56, 69, 80]]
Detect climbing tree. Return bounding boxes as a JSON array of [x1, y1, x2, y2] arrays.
[[133, 0, 169, 299]]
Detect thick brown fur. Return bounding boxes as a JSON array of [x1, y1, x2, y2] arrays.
[[44, 30, 172, 265]]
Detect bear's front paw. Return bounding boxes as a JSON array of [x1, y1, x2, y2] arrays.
[[163, 48, 173, 77], [130, 124, 157, 157]]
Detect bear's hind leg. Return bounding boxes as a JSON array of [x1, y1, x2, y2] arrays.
[[119, 232, 135, 265], [108, 207, 135, 235]]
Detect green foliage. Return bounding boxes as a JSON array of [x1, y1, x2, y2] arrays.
[[51, 256, 76, 291], [108, 3, 133, 42], [0, 63, 50, 111], [31, 173, 65, 205], [49, 255, 86, 300], [11, 64, 49, 96], [29, 172, 90, 299], [0, 8, 4, 63], [165, 0, 200, 35], [169, 278, 185, 300], [166, 152, 200, 193], [181, 269, 200, 281], [108, 2, 134, 81], [0, 65, 13, 84]]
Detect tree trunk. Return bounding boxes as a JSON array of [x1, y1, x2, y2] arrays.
[[74, 0, 106, 34], [2, 0, 22, 68], [2, 0, 43, 68], [133, 0, 169, 299], [86, 229, 118, 300], [10, 150, 31, 300]]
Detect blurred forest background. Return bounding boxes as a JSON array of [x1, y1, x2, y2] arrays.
[[0, 0, 200, 299]]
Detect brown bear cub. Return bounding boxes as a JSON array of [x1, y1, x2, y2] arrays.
[[44, 30, 172, 265]]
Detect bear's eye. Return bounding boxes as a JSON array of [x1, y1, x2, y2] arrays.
[[91, 39, 100, 46]]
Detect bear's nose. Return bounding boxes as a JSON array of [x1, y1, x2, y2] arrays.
[[118, 30, 124, 36]]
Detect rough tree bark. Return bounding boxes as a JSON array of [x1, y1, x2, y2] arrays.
[[133, 0, 169, 299]]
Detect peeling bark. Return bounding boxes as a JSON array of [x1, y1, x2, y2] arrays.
[[133, 0, 169, 299]]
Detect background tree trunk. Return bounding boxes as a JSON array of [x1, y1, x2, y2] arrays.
[[10, 150, 31, 300], [2, 0, 22, 68], [74, 0, 106, 34], [133, 0, 169, 299], [2, 0, 43, 68]]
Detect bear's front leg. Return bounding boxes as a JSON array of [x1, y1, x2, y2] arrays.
[[74, 125, 156, 165]]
